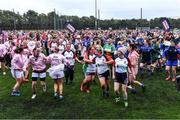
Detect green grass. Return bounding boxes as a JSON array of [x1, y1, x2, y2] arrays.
[[0, 63, 180, 119]]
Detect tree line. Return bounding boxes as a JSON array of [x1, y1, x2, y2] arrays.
[[0, 9, 180, 30]]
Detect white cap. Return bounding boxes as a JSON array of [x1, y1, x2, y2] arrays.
[[118, 47, 127, 55]]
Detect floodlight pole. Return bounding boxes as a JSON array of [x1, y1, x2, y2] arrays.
[[98, 9, 100, 29], [13, 9, 16, 30], [140, 8, 143, 30], [54, 8, 56, 30], [95, 0, 98, 30]]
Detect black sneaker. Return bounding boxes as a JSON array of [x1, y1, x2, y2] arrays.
[[102, 91, 106, 97], [11, 91, 20, 96], [142, 85, 146, 93], [69, 81, 73, 85], [59, 95, 64, 100], [106, 91, 109, 97]]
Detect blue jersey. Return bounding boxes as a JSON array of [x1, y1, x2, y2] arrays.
[[83, 38, 90, 47], [137, 38, 144, 44], [160, 43, 164, 50], [163, 46, 180, 61], [140, 45, 152, 61]]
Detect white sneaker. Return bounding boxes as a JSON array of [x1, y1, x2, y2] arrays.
[[42, 84, 46, 92], [124, 101, 128, 107], [31, 94, 36, 99], [3, 72, 6, 75], [115, 97, 120, 103]]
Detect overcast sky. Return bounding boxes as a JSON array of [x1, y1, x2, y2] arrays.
[[0, 0, 180, 19]]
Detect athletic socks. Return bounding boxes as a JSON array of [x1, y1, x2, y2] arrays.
[[123, 94, 128, 107]]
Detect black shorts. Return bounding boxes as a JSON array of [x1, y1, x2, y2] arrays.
[[141, 58, 151, 65], [0, 57, 4, 62], [86, 72, 96, 76], [98, 70, 109, 80], [32, 77, 46, 81], [115, 72, 128, 85]]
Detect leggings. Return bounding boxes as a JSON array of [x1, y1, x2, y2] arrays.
[[65, 65, 74, 83]]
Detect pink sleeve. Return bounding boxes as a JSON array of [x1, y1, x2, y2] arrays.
[[11, 55, 21, 69], [2, 46, 7, 56], [129, 55, 137, 66]]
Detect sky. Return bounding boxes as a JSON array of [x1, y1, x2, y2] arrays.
[[0, 0, 180, 19]]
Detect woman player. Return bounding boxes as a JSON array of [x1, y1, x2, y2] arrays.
[[94, 47, 114, 97], [27, 47, 47, 99], [11, 47, 26, 96], [80, 46, 96, 93], [128, 43, 145, 93], [47, 47, 66, 100], [112, 47, 128, 107]]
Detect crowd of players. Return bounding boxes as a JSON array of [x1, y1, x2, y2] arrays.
[[0, 29, 180, 107]]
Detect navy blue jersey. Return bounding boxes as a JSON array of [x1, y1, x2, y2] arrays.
[[163, 46, 180, 61], [82, 38, 90, 47], [140, 45, 152, 61]]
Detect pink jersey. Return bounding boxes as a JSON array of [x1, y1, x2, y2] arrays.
[[23, 48, 30, 65], [11, 54, 26, 70], [128, 50, 139, 76], [4, 41, 11, 50], [0, 44, 7, 57], [48, 53, 66, 67], [11, 46, 17, 57], [29, 53, 47, 71]]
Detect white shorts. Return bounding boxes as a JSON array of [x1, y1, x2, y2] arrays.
[[32, 72, 46, 78], [49, 71, 64, 80], [11, 69, 24, 79]]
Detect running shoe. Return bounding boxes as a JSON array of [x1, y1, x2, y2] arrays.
[[115, 97, 120, 103], [124, 101, 128, 107], [59, 95, 64, 100], [31, 94, 37, 99]]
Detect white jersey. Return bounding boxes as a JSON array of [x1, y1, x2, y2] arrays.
[[84, 54, 96, 73], [59, 45, 65, 54], [70, 44, 75, 52], [94, 55, 109, 74], [63, 50, 75, 66], [114, 57, 128, 73], [51, 42, 58, 49]]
